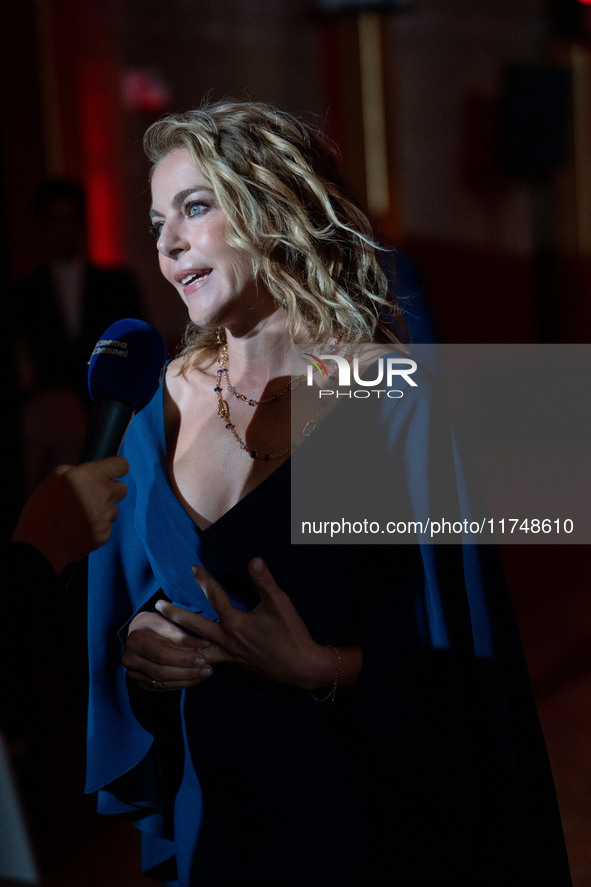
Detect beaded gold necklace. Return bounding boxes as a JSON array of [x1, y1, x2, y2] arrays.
[[214, 341, 297, 461]]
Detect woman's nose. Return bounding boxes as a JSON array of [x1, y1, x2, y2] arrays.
[[157, 220, 189, 258]]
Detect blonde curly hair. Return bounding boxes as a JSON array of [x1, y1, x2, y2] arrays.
[[143, 100, 402, 363]]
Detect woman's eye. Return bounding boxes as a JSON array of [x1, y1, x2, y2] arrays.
[[186, 201, 208, 217], [148, 221, 163, 238]]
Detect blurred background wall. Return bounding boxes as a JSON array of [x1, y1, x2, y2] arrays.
[[1, 1, 591, 884], [3, 0, 591, 346]]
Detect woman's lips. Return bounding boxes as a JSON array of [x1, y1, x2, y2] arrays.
[[175, 268, 212, 295]]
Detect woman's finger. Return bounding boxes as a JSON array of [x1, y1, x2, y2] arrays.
[[128, 610, 194, 643], [123, 630, 206, 668], [247, 557, 287, 609], [191, 564, 237, 618], [128, 672, 211, 692], [155, 599, 225, 644], [122, 630, 213, 688]]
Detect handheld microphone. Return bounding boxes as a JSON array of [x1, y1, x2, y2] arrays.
[[80, 318, 167, 462]]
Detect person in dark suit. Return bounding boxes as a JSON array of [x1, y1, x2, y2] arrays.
[[11, 179, 144, 492], [0, 455, 128, 855]]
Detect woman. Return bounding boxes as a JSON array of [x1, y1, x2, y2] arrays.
[[85, 101, 571, 886]]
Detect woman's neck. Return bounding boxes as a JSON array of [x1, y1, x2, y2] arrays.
[[222, 308, 294, 385]]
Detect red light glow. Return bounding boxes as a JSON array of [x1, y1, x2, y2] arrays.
[[81, 60, 124, 267]]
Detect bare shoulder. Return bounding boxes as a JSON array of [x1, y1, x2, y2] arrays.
[[164, 357, 185, 398], [164, 355, 217, 409]]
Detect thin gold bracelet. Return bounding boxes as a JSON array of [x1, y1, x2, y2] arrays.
[[309, 645, 342, 704]]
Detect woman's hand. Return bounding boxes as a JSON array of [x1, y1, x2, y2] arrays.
[[153, 558, 353, 690], [122, 610, 213, 692]]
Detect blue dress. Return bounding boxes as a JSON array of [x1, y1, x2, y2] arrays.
[[85, 370, 572, 886]]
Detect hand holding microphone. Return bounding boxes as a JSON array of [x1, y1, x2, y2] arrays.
[[11, 319, 167, 575], [11, 456, 129, 574]]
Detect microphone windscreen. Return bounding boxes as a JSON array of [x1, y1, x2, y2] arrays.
[[87, 318, 167, 409]]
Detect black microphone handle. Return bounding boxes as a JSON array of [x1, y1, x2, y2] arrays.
[[80, 396, 135, 463]]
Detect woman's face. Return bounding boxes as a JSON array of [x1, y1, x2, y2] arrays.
[[150, 147, 267, 332]]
